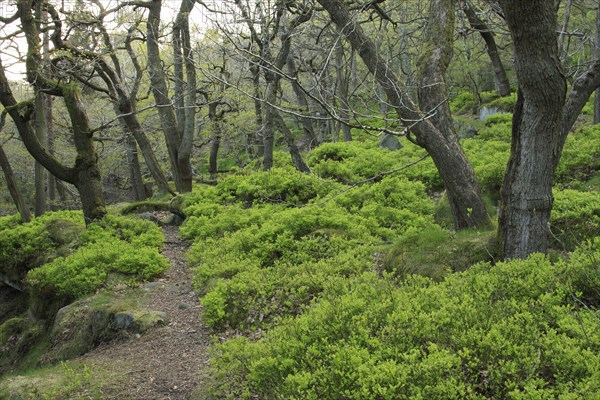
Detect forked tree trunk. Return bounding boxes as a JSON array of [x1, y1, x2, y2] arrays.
[[146, 0, 192, 192]]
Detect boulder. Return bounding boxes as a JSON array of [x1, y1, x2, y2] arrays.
[[378, 134, 403, 151]]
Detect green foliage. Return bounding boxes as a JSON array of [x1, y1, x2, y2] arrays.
[[556, 125, 600, 184], [487, 92, 517, 111], [450, 91, 477, 114], [78, 214, 164, 248], [551, 189, 600, 250], [215, 166, 334, 207], [307, 141, 442, 190], [482, 112, 512, 127], [0, 211, 84, 274], [211, 246, 600, 399], [26, 215, 168, 300], [463, 139, 510, 196], [183, 164, 436, 330], [0, 214, 20, 232]]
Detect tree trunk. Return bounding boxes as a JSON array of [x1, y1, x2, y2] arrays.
[[318, 0, 491, 230], [286, 51, 319, 145], [146, 0, 191, 192], [0, 141, 31, 222], [250, 63, 264, 158], [208, 102, 221, 178], [34, 90, 47, 216], [63, 86, 107, 223], [335, 34, 352, 142], [498, 1, 567, 259], [124, 130, 147, 201], [274, 111, 311, 173], [174, 0, 196, 193], [594, 1, 600, 124], [461, 0, 511, 96]]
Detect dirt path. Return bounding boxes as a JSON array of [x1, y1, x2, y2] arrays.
[[79, 225, 211, 399]]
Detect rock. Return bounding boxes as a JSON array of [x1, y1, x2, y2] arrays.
[[112, 310, 166, 333], [143, 282, 165, 290], [378, 134, 403, 151], [458, 126, 478, 139], [164, 213, 185, 226], [139, 212, 161, 225], [479, 106, 499, 120], [178, 303, 191, 310]]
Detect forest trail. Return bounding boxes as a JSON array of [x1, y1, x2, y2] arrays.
[[77, 224, 212, 399]]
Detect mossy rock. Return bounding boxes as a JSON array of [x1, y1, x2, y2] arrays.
[[383, 226, 497, 281], [47, 290, 165, 362]]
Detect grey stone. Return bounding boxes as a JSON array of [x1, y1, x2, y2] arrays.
[[378, 134, 403, 151], [479, 106, 499, 120], [112, 312, 136, 331], [139, 212, 161, 225], [178, 303, 192, 310], [165, 214, 185, 226], [143, 282, 165, 290], [458, 126, 478, 139]]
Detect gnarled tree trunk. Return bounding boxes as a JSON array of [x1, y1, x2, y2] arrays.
[[318, 0, 491, 230]]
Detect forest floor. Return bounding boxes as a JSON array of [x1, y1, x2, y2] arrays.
[[73, 223, 212, 399]]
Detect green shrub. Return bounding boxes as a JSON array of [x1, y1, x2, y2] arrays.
[[26, 215, 168, 300], [551, 189, 600, 250], [78, 214, 163, 248], [0, 211, 84, 274], [450, 91, 477, 114], [482, 112, 512, 127], [308, 141, 443, 190], [216, 166, 334, 206], [0, 214, 20, 232], [27, 238, 168, 300], [488, 92, 517, 111], [463, 139, 510, 195], [477, 117, 512, 142], [556, 125, 600, 183], [211, 248, 600, 399]]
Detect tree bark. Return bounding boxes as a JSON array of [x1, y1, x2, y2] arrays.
[[460, 0, 511, 96], [286, 50, 319, 145], [208, 102, 222, 178], [174, 0, 196, 192], [63, 86, 107, 223], [335, 35, 352, 142], [146, 0, 192, 192], [318, 0, 491, 230], [34, 90, 47, 216], [274, 111, 311, 173], [0, 140, 31, 222], [498, 1, 567, 259], [7, 1, 107, 224]]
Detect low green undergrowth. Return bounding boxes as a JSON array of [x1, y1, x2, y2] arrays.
[[0, 211, 84, 277], [184, 169, 437, 330], [551, 189, 600, 251], [182, 137, 599, 399], [210, 241, 600, 399], [25, 215, 168, 301]]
